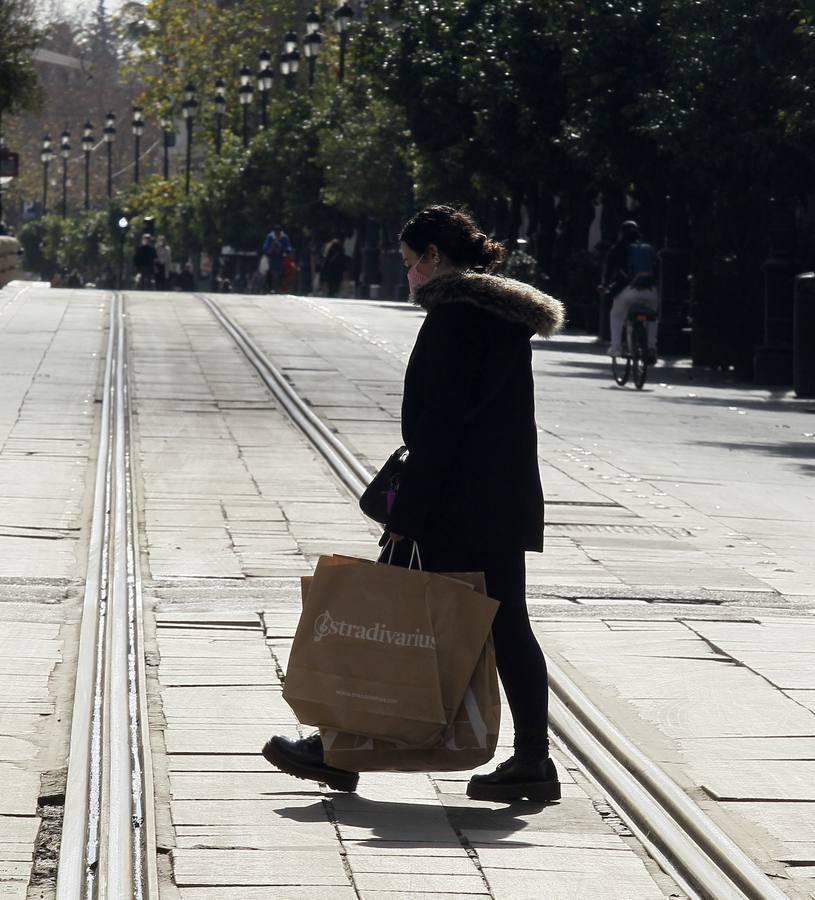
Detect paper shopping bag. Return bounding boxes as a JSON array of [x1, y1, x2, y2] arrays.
[[283, 555, 497, 747], [321, 633, 501, 772]]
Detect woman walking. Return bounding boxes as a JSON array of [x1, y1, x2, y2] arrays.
[[264, 205, 565, 802]]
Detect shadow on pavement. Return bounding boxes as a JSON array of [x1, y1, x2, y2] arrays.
[[691, 440, 815, 475], [272, 796, 551, 846], [535, 334, 815, 410]]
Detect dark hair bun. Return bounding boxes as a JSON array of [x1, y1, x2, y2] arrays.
[[400, 205, 506, 273]]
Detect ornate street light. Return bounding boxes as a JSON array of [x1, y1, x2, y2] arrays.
[[238, 82, 253, 147], [131, 105, 144, 184], [281, 49, 300, 90], [40, 135, 53, 214], [334, 2, 354, 83], [306, 9, 321, 34], [303, 31, 322, 86], [257, 52, 274, 129], [160, 100, 174, 179], [103, 112, 116, 198], [239, 65, 252, 87], [60, 129, 70, 218], [214, 79, 226, 154], [182, 84, 197, 195], [81, 121, 93, 210], [282, 31, 300, 90]]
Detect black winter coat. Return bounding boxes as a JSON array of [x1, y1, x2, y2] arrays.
[[385, 271, 565, 553]]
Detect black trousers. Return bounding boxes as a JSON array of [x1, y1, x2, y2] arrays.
[[388, 539, 549, 757]]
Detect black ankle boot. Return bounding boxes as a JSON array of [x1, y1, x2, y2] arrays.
[[466, 755, 561, 803], [261, 733, 359, 793]]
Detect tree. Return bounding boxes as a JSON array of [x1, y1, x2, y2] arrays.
[[0, 0, 43, 121]]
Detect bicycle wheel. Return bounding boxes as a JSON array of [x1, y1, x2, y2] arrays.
[[612, 355, 630, 386], [632, 320, 649, 390]]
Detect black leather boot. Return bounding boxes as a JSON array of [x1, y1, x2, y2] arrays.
[[261, 733, 359, 793], [466, 755, 561, 803]]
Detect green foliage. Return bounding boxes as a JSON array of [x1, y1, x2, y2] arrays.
[[0, 0, 44, 116], [503, 250, 543, 288], [316, 79, 413, 223], [18, 211, 117, 278]]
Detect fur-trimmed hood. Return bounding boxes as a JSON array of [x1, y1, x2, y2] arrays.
[[412, 270, 565, 337]]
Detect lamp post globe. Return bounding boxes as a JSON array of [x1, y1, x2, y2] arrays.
[[238, 83, 253, 147], [239, 66, 252, 87], [41, 135, 53, 214], [81, 121, 93, 210], [257, 67, 273, 130], [334, 2, 354, 83], [103, 112, 116, 198], [304, 32, 322, 85], [59, 129, 70, 218], [131, 106, 144, 183], [214, 79, 226, 155], [306, 10, 321, 34], [159, 103, 175, 181], [182, 87, 197, 195]]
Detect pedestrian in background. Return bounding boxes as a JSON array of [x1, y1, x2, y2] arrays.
[[262, 224, 292, 293], [133, 234, 157, 290], [265, 205, 565, 803], [320, 238, 347, 297], [155, 235, 172, 290]]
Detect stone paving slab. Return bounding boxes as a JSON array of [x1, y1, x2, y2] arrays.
[[0, 607, 70, 898], [119, 291, 815, 898], [151, 605, 674, 900], [178, 889, 358, 899]]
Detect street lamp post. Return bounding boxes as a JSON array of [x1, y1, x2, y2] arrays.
[[214, 79, 226, 154], [117, 216, 129, 289], [40, 136, 53, 214], [239, 82, 253, 148], [257, 51, 273, 129], [103, 112, 116, 198], [182, 83, 197, 195], [283, 31, 300, 90], [304, 14, 322, 87], [132, 106, 144, 184], [82, 122, 93, 210], [60, 129, 70, 218], [160, 110, 173, 179], [334, 2, 354, 83]]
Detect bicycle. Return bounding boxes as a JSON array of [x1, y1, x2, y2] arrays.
[[611, 303, 658, 390]]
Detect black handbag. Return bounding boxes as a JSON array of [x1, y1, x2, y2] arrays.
[[359, 446, 408, 525]]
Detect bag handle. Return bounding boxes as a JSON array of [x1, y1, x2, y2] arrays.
[[380, 538, 423, 570]]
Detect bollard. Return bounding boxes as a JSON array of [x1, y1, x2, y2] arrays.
[[794, 273, 815, 398]]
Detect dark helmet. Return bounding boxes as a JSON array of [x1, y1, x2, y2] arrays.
[[620, 220, 640, 240]]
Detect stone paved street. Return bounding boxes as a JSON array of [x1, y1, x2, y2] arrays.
[[1, 283, 813, 898]]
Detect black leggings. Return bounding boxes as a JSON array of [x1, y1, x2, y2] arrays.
[[389, 540, 549, 757]]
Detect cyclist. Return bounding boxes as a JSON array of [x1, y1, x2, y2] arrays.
[[601, 220, 659, 362], [609, 273, 659, 364]]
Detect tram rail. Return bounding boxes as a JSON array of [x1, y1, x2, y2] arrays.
[[56, 293, 158, 900], [50, 288, 788, 899], [198, 292, 789, 900]]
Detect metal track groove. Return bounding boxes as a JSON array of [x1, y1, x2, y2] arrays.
[[56, 294, 157, 899], [201, 293, 788, 900]]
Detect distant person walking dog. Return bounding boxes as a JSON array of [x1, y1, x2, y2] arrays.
[[263, 205, 566, 803]]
